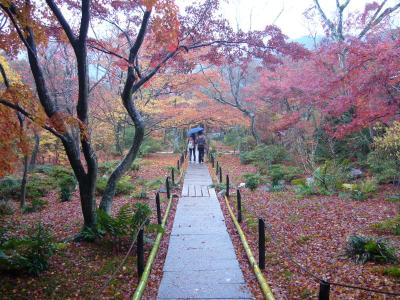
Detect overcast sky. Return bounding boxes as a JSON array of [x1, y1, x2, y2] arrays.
[[177, 0, 400, 39]]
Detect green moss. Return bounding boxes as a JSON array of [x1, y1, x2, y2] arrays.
[[383, 266, 400, 278]]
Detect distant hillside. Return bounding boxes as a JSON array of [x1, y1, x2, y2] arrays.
[[291, 36, 323, 49]]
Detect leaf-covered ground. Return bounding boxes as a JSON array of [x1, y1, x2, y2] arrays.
[[0, 153, 181, 299], [213, 153, 400, 300]]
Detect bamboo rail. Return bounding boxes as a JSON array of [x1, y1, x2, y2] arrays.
[[224, 195, 275, 300], [132, 193, 173, 300], [132, 153, 186, 300]]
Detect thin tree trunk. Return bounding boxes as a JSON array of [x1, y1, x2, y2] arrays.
[[250, 113, 260, 144], [20, 154, 29, 209], [29, 133, 40, 170], [99, 123, 144, 214]]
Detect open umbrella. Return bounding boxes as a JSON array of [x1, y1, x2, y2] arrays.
[[187, 126, 204, 136]]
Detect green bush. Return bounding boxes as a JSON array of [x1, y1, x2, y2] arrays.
[[81, 203, 152, 242], [295, 184, 319, 198], [291, 178, 307, 186], [0, 176, 21, 199], [268, 164, 302, 186], [345, 235, 397, 264], [372, 215, 400, 236], [32, 164, 55, 175], [313, 161, 348, 194], [59, 174, 77, 202], [96, 176, 134, 195], [342, 178, 378, 200], [367, 151, 399, 183], [22, 198, 48, 214], [98, 160, 120, 176], [0, 223, 60, 275], [383, 266, 400, 278], [0, 199, 13, 216], [130, 159, 141, 171], [239, 136, 257, 152], [139, 138, 163, 156], [26, 175, 57, 199], [243, 173, 262, 191], [240, 144, 287, 168], [223, 127, 248, 150]]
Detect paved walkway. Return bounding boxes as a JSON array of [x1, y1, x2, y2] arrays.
[[157, 163, 251, 299]]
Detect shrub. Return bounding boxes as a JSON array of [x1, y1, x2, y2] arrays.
[[240, 144, 287, 168], [139, 138, 163, 156], [98, 160, 120, 176], [81, 203, 152, 242], [367, 151, 398, 183], [239, 136, 257, 152], [372, 215, 400, 236], [342, 178, 378, 200], [243, 173, 262, 191], [32, 164, 55, 175], [0, 223, 60, 275], [26, 175, 54, 199], [383, 267, 400, 278], [22, 198, 48, 213], [291, 178, 306, 186], [345, 235, 397, 264], [96, 176, 134, 195], [130, 159, 141, 171], [313, 161, 348, 194], [59, 174, 77, 202], [295, 184, 319, 198], [0, 176, 21, 199], [0, 199, 13, 216], [223, 127, 248, 150], [268, 164, 302, 186]]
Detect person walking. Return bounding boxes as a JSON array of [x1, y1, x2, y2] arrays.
[[197, 131, 206, 163], [188, 136, 196, 162]]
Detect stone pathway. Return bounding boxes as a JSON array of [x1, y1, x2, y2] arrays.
[[157, 163, 251, 299]]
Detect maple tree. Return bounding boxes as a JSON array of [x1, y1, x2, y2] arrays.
[[1, 0, 308, 226]]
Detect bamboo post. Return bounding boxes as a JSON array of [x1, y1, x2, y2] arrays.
[[177, 160, 180, 171], [219, 166, 222, 183], [166, 177, 170, 199], [156, 192, 161, 225], [258, 219, 265, 269], [137, 228, 144, 278], [226, 174, 230, 197], [237, 189, 242, 223], [216, 161, 219, 174], [171, 168, 175, 186], [319, 281, 330, 300]]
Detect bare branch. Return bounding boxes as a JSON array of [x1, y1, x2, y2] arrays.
[[358, 0, 400, 39]]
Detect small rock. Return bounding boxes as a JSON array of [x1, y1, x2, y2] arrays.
[[259, 184, 272, 192], [306, 177, 314, 186], [238, 182, 246, 188], [350, 168, 363, 178]]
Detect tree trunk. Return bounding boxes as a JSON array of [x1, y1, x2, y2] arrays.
[[29, 133, 40, 170], [78, 176, 97, 228], [62, 136, 97, 228], [115, 122, 123, 155], [250, 113, 260, 144], [99, 124, 144, 214], [20, 154, 29, 209]]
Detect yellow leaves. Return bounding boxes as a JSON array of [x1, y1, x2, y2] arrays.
[[49, 112, 89, 141], [0, 55, 21, 84], [141, 0, 158, 11], [373, 121, 400, 161]]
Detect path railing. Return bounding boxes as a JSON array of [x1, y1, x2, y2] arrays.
[[132, 151, 187, 300], [209, 153, 400, 299], [209, 153, 275, 300]]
